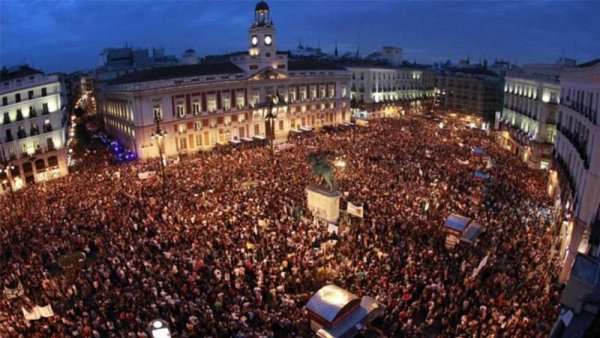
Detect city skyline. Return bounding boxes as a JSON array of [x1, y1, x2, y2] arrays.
[[1, 0, 600, 72]]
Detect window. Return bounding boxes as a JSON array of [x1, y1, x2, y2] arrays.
[[279, 120, 284, 131], [29, 106, 36, 118], [224, 116, 231, 126], [153, 104, 163, 120], [15, 93, 21, 103], [5, 129, 13, 142], [30, 122, 39, 136], [178, 123, 187, 134], [178, 137, 187, 150], [3, 112, 10, 124], [176, 102, 185, 117], [194, 121, 202, 131], [251, 91, 260, 106], [43, 119, 52, 133], [289, 88, 296, 102], [223, 96, 231, 111], [239, 113, 245, 123], [310, 86, 317, 100], [236, 92, 245, 108], [2, 97, 7, 106], [300, 87, 307, 101], [254, 124, 260, 135], [328, 86, 335, 98], [16, 109, 23, 121], [17, 125, 26, 139], [42, 103, 49, 114], [195, 134, 202, 147], [207, 96, 217, 113], [47, 138, 55, 151], [41, 87, 47, 97], [28, 90, 34, 100], [193, 99, 200, 114]]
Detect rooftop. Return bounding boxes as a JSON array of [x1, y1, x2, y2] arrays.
[[0, 65, 43, 82], [107, 62, 244, 85], [577, 58, 600, 68], [288, 59, 347, 71]]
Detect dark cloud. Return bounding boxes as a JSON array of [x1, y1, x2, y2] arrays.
[[1, 0, 599, 72]]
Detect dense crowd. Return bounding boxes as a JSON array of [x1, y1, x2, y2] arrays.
[[0, 115, 560, 337]]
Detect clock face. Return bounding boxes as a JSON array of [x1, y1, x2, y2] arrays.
[[264, 35, 272, 46], [251, 36, 258, 46]]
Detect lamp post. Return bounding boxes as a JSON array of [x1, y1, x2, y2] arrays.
[[148, 319, 171, 338], [151, 113, 168, 197], [265, 92, 280, 163], [0, 161, 18, 223]]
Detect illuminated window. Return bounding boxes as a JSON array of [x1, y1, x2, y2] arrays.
[[194, 121, 201, 131], [310, 86, 317, 100], [207, 96, 216, 113], [176, 102, 185, 117], [223, 97, 231, 111], [193, 99, 200, 114], [236, 92, 245, 108], [153, 104, 163, 120]]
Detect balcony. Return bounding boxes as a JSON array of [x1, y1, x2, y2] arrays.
[[553, 149, 576, 194], [498, 120, 534, 146], [558, 126, 590, 169], [562, 100, 598, 125]]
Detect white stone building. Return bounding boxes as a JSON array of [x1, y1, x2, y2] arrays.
[[551, 58, 600, 280], [498, 71, 561, 170], [346, 65, 435, 118], [100, 1, 351, 160], [0, 65, 69, 193]]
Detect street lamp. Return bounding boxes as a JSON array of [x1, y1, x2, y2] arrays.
[[0, 162, 18, 223], [149, 319, 171, 338], [265, 92, 282, 162], [151, 113, 168, 197]]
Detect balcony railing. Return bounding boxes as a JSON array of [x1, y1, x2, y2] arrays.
[[563, 100, 598, 125], [553, 149, 576, 194], [558, 126, 590, 169]]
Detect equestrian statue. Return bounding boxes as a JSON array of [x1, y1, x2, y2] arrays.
[[309, 152, 338, 191]]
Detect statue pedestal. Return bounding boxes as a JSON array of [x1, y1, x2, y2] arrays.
[[306, 185, 341, 224]]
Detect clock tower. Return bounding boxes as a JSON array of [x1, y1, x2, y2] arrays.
[[248, 1, 278, 67], [232, 1, 287, 75]]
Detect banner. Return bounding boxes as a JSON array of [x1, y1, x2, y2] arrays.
[[347, 202, 364, 218], [138, 171, 156, 180], [22, 304, 54, 321]]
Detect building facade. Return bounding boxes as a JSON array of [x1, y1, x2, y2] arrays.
[[0, 65, 69, 193], [435, 67, 503, 123], [498, 72, 560, 170], [550, 59, 600, 282], [100, 1, 351, 160], [347, 65, 435, 118]]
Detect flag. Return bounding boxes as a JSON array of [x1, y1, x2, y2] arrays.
[[470, 254, 489, 279], [246, 242, 255, 250]]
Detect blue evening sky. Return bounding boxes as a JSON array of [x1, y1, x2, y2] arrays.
[[1, 0, 599, 72]]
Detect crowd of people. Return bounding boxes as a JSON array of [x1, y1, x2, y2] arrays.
[[0, 114, 561, 337]]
